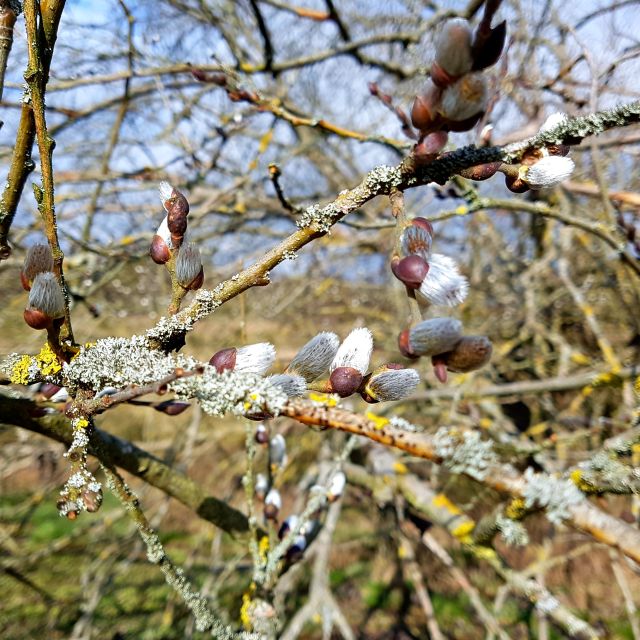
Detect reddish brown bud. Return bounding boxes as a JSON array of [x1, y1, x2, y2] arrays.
[[547, 144, 570, 157], [505, 174, 529, 193], [411, 217, 434, 237], [209, 347, 237, 373], [441, 335, 492, 373], [329, 366, 363, 397], [23, 307, 50, 330], [154, 400, 191, 415], [150, 235, 171, 264], [430, 61, 458, 89], [432, 357, 448, 383], [413, 131, 448, 164], [471, 20, 507, 71], [39, 383, 61, 399], [391, 255, 429, 289], [398, 329, 418, 359], [255, 423, 269, 444], [21, 243, 54, 290], [82, 488, 103, 513], [444, 111, 484, 132], [20, 271, 31, 291], [458, 161, 501, 181], [410, 82, 442, 132]]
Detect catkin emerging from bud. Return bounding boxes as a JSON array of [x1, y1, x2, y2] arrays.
[[434, 18, 474, 79], [330, 328, 373, 375], [416, 254, 468, 307], [175, 243, 204, 290], [522, 156, 575, 190], [21, 243, 54, 289], [286, 332, 340, 382], [363, 366, 421, 402], [440, 335, 492, 372], [27, 273, 65, 320], [404, 318, 463, 358], [440, 73, 488, 123]]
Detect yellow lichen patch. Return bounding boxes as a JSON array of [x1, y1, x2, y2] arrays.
[[10, 355, 34, 385], [365, 411, 389, 430], [452, 520, 475, 541], [433, 493, 462, 515], [472, 544, 498, 561], [308, 391, 338, 407], [73, 418, 90, 430], [455, 205, 468, 215], [479, 417, 492, 430], [258, 535, 270, 564], [505, 497, 527, 520], [240, 592, 252, 630], [35, 342, 63, 376], [634, 376, 640, 398], [397, 542, 409, 559], [570, 469, 598, 494], [570, 352, 591, 366], [392, 462, 408, 475]]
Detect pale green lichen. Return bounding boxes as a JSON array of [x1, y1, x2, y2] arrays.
[[433, 427, 498, 480], [522, 467, 584, 525]]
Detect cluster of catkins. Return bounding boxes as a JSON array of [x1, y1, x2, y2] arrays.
[[209, 327, 420, 405], [410, 15, 506, 158], [392, 217, 492, 383], [253, 423, 346, 564], [20, 243, 65, 331], [150, 182, 204, 290]]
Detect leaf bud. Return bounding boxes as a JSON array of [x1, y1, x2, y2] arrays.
[[154, 400, 190, 415], [432, 356, 449, 383], [391, 255, 429, 290], [329, 366, 363, 398], [439, 335, 492, 373], [159, 182, 190, 248], [458, 161, 501, 181], [209, 347, 237, 373], [413, 131, 448, 164], [21, 243, 54, 290], [471, 20, 506, 71], [176, 243, 204, 290], [433, 18, 474, 81]]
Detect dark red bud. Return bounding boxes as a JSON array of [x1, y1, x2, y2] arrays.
[[547, 144, 570, 157], [391, 255, 429, 289], [209, 347, 237, 373], [432, 357, 448, 383], [24, 307, 50, 330], [458, 161, 501, 181], [154, 400, 190, 416], [472, 20, 507, 71], [150, 235, 171, 264], [505, 175, 529, 193], [360, 390, 379, 404], [385, 363, 405, 370], [20, 271, 31, 291], [410, 86, 442, 132], [39, 383, 61, 399], [444, 111, 484, 132], [398, 329, 418, 359], [430, 60, 459, 89], [329, 367, 363, 398], [186, 266, 204, 291], [411, 217, 434, 237], [413, 131, 449, 164], [264, 503, 279, 520]]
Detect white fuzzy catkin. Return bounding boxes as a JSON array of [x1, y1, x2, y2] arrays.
[[234, 343, 276, 375], [365, 368, 421, 401], [158, 181, 174, 204], [266, 373, 307, 397], [155, 215, 173, 248], [28, 272, 65, 318], [23, 243, 54, 280], [539, 112, 567, 133], [287, 332, 340, 381], [416, 254, 469, 307], [434, 18, 473, 76], [408, 317, 463, 356], [523, 156, 575, 189], [175, 243, 202, 286], [440, 73, 488, 121], [330, 327, 373, 374]]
